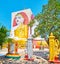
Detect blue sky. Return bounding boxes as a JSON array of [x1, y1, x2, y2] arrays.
[[0, 0, 48, 30]]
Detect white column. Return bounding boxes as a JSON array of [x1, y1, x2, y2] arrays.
[[27, 35, 33, 59]]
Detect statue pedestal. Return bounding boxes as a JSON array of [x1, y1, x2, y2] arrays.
[[24, 54, 34, 61], [6, 53, 20, 59]]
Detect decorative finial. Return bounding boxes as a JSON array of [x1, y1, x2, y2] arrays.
[[50, 32, 53, 36]]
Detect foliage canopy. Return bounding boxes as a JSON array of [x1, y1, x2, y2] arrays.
[[29, 0, 60, 40]]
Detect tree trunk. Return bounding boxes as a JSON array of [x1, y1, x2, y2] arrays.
[[0, 44, 3, 49]]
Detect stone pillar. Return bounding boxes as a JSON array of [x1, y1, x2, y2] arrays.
[[49, 32, 55, 61], [27, 35, 33, 59]]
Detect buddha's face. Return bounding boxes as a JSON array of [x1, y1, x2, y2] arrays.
[[15, 14, 24, 25]]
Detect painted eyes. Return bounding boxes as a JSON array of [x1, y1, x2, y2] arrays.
[[16, 16, 21, 19], [18, 17, 21, 19]]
